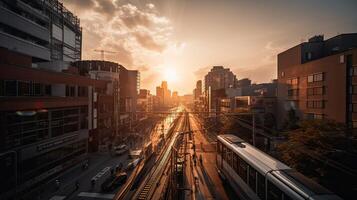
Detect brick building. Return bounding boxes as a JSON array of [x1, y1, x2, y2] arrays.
[[277, 33, 357, 129]]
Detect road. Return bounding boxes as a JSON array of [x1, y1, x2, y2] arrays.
[[42, 109, 183, 200], [41, 151, 132, 200]]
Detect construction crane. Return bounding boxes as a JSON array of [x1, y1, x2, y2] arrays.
[[94, 49, 117, 60]]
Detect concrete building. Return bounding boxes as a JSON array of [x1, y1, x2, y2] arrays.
[[204, 66, 237, 91], [72, 60, 120, 151], [237, 78, 252, 87], [0, 0, 82, 62], [155, 81, 172, 108], [137, 89, 153, 119], [119, 66, 140, 124], [277, 33, 357, 129], [193, 80, 202, 100], [172, 91, 179, 106], [241, 80, 277, 97], [0, 48, 107, 199], [204, 66, 238, 113]]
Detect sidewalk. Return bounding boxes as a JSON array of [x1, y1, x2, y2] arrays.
[[188, 114, 235, 200]]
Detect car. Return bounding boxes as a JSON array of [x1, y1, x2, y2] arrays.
[[101, 172, 128, 192], [114, 144, 129, 155]]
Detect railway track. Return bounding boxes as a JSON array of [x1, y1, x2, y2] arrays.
[[133, 112, 190, 200]]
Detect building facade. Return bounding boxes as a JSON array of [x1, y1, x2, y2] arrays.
[[0, 49, 107, 199], [72, 60, 120, 151], [277, 33, 357, 129], [0, 0, 81, 62], [119, 66, 140, 124], [204, 66, 237, 91]]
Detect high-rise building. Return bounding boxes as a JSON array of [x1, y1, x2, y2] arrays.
[[204, 66, 237, 111], [204, 66, 237, 91], [194, 80, 202, 100], [0, 0, 82, 62], [277, 33, 357, 128]]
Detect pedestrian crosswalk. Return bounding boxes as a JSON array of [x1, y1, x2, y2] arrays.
[[77, 192, 115, 199]]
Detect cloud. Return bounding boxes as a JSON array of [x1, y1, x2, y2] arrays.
[[62, 1, 172, 68], [62, 0, 95, 10], [133, 31, 166, 52], [194, 66, 211, 80]]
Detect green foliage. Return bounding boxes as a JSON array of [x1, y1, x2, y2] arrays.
[[278, 119, 350, 177]]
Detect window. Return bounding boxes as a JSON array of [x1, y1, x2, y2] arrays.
[[267, 181, 283, 200], [5, 80, 17, 96], [308, 75, 314, 83], [308, 72, 324, 83], [306, 100, 325, 109], [238, 157, 248, 182], [257, 173, 266, 199], [315, 73, 323, 82], [248, 166, 257, 192], [286, 78, 298, 86], [307, 87, 325, 96], [18, 81, 31, 96], [45, 85, 52, 96], [287, 89, 298, 96], [305, 52, 312, 60], [66, 86, 76, 97], [226, 148, 232, 166], [33, 82, 42, 96]]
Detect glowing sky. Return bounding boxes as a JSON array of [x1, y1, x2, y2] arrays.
[[62, 0, 357, 94]]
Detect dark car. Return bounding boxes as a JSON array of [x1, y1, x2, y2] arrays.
[[101, 172, 128, 192]]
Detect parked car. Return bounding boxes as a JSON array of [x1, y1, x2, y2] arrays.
[[126, 158, 141, 170], [101, 172, 128, 192], [114, 144, 129, 155]]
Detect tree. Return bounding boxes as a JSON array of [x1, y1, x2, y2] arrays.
[[278, 119, 357, 199], [283, 109, 300, 130]]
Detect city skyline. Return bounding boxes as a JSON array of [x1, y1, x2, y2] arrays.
[[62, 0, 357, 94]]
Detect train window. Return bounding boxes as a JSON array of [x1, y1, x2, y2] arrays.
[[232, 153, 237, 171], [235, 154, 240, 175], [238, 157, 248, 182], [257, 172, 266, 199], [227, 149, 232, 166], [248, 166, 257, 192], [268, 180, 283, 200], [222, 146, 227, 161]]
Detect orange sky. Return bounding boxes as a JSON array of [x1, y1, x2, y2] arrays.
[[62, 0, 357, 95]]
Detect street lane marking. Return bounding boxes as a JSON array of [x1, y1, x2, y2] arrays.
[[91, 166, 111, 181], [78, 192, 115, 199], [49, 196, 66, 200]]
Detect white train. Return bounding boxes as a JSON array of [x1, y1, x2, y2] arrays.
[[217, 134, 342, 200]]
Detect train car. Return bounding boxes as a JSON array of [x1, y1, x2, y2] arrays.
[[216, 134, 342, 200], [144, 142, 153, 162]]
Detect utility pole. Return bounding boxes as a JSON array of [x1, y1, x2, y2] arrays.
[[93, 49, 117, 60], [252, 113, 256, 146]]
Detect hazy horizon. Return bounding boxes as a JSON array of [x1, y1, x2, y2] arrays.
[[62, 0, 357, 94]]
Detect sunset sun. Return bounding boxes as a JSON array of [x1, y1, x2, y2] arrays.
[[163, 68, 179, 83]]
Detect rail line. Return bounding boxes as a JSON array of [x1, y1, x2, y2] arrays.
[[133, 112, 190, 200]]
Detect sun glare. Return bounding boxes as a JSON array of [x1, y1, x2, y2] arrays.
[[163, 68, 179, 83]]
